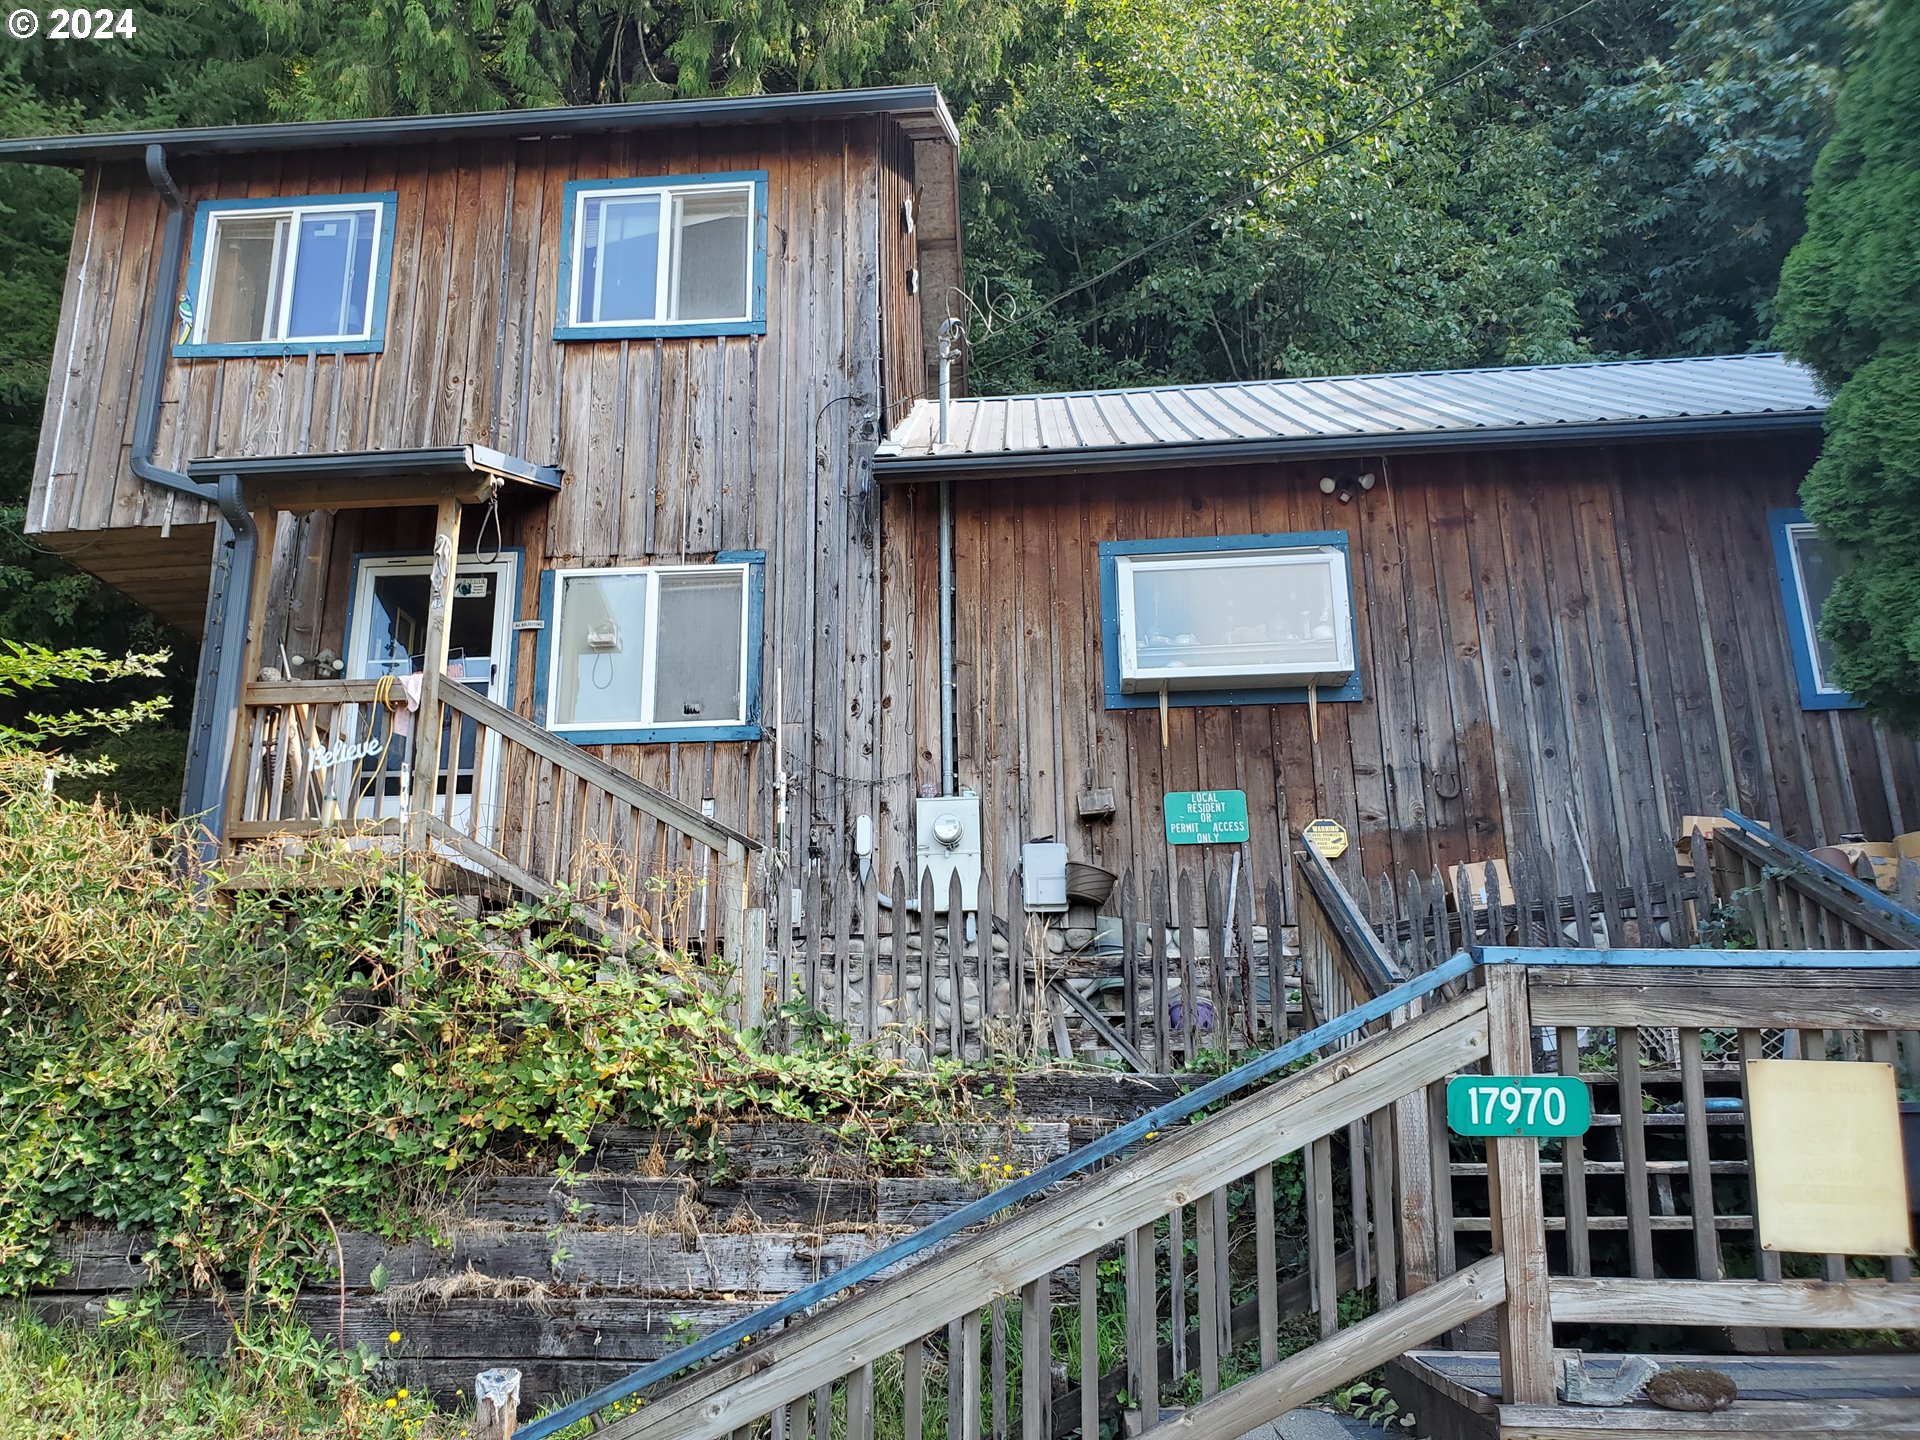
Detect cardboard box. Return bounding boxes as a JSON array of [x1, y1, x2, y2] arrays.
[[1896, 831, 1920, 862], [1447, 856, 1516, 908], [1674, 814, 1735, 873]]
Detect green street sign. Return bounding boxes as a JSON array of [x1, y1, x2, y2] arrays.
[[1164, 790, 1250, 846], [1446, 1076, 1591, 1137]]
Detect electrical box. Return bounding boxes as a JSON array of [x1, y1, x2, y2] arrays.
[[916, 795, 982, 912], [1022, 841, 1069, 912]]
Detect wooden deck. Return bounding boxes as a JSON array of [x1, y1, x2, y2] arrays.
[[1388, 1350, 1920, 1438]]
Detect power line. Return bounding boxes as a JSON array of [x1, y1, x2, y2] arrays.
[[966, 0, 1623, 382]]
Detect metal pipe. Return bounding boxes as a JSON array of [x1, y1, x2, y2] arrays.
[[132, 144, 212, 501], [178, 474, 257, 862], [935, 319, 962, 794]]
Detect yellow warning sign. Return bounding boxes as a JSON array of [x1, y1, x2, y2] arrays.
[[1748, 1060, 1912, 1256], [1303, 818, 1349, 859]]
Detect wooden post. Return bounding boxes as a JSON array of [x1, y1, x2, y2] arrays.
[[220, 505, 279, 847], [1483, 964, 1554, 1406], [406, 495, 462, 849], [474, 1367, 520, 1439]]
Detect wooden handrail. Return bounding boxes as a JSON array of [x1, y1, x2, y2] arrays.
[[593, 992, 1493, 1440], [1715, 809, 1920, 948], [1296, 841, 1404, 997], [242, 678, 387, 705], [514, 952, 1486, 1440], [438, 682, 758, 855]]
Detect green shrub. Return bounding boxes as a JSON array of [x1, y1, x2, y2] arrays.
[[0, 776, 965, 1308]]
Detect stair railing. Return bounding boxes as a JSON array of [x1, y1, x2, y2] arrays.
[[514, 951, 1494, 1440], [1711, 808, 1920, 950], [432, 683, 762, 970], [516, 946, 1920, 1440]]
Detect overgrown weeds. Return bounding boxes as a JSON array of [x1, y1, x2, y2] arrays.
[[0, 776, 969, 1311], [0, 1307, 448, 1439]]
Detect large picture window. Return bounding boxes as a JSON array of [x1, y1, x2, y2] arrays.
[[178, 194, 397, 356], [555, 173, 768, 340], [537, 555, 764, 742], [1771, 508, 1857, 710], [1099, 533, 1362, 709]]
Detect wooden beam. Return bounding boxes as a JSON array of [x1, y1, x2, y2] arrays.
[[1525, 966, 1920, 1029], [407, 498, 461, 847], [1498, 1399, 1920, 1437], [1549, 1277, 1920, 1331], [1150, 1256, 1506, 1440], [1484, 965, 1553, 1408]]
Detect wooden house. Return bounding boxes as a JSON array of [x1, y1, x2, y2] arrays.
[[0, 86, 961, 950], [873, 356, 1920, 910], [3, 86, 1914, 957]]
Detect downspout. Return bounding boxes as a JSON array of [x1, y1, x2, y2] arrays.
[[132, 144, 212, 503], [935, 318, 961, 796], [132, 143, 255, 854]]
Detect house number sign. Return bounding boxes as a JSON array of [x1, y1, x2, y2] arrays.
[[1164, 790, 1250, 846], [1446, 1076, 1591, 1137]]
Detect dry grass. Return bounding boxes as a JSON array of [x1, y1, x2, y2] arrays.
[[380, 1266, 556, 1317]]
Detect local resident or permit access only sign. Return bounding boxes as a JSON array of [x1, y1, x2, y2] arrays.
[[1164, 790, 1250, 845], [1446, 1076, 1591, 1137]]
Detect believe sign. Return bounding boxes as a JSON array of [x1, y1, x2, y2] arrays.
[[1164, 790, 1250, 846], [1446, 1076, 1591, 1137]]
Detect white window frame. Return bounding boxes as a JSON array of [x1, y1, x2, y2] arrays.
[[545, 562, 753, 732], [1114, 545, 1356, 692], [1785, 521, 1846, 698], [564, 180, 758, 330], [192, 200, 384, 346]]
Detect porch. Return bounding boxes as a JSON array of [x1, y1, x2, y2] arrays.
[[190, 445, 764, 970]]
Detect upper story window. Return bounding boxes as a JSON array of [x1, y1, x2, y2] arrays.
[[555, 173, 768, 341], [535, 554, 765, 743], [1771, 508, 1858, 710], [177, 193, 398, 357], [1099, 533, 1363, 710]]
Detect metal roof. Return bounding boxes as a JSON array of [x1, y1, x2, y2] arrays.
[[0, 85, 957, 166], [875, 353, 1826, 481]]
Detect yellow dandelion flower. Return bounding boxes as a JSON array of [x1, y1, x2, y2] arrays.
[[389, 1331, 402, 1344], [398, 1389, 409, 1399], [386, 1398, 398, 1409]]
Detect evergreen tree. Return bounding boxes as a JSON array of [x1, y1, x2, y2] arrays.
[[1775, 3, 1920, 728]]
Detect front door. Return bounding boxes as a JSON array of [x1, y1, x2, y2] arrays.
[[345, 553, 519, 841]]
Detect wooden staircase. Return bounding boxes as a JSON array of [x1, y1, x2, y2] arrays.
[[502, 840, 1920, 1440]]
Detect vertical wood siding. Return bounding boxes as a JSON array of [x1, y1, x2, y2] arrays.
[[880, 436, 1920, 914], [30, 121, 927, 894]]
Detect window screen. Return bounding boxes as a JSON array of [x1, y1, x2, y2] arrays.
[[194, 201, 384, 346], [546, 564, 753, 734], [553, 573, 650, 728], [565, 179, 757, 331]]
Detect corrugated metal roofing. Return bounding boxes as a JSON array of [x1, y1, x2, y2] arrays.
[[875, 353, 1825, 479], [0, 85, 957, 166]]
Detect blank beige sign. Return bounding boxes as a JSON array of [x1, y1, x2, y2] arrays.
[[1749, 1059, 1913, 1257]]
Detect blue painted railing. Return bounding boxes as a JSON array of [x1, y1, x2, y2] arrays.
[[516, 942, 1920, 1437], [1719, 807, 1920, 942]]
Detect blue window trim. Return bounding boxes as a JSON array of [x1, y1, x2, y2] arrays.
[[553, 172, 770, 342], [343, 548, 526, 706], [1098, 531, 1364, 711], [533, 551, 766, 744], [175, 192, 400, 359], [1770, 507, 1858, 711]]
